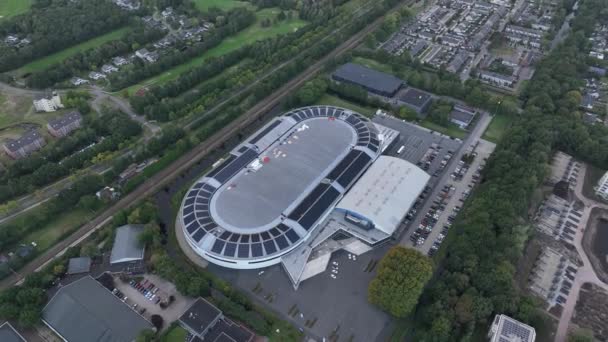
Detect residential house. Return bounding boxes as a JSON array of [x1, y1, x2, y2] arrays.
[[89, 71, 106, 80], [71, 77, 89, 86], [112, 56, 129, 67], [47, 111, 83, 138], [479, 70, 515, 87], [3, 130, 45, 159], [101, 64, 118, 74]]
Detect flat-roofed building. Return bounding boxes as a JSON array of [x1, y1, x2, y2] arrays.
[[47, 111, 82, 138], [332, 63, 404, 97], [594, 171, 608, 201], [398, 88, 434, 114], [110, 224, 145, 274], [179, 298, 254, 342], [42, 276, 152, 342], [33, 92, 63, 113], [0, 322, 26, 342], [488, 314, 536, 342], [3, 130, 45, 159]]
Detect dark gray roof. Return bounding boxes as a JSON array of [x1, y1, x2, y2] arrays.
[[179, 298, 222, 336], [332, 63, 403, 95], [110, 225, 145, 264], [42, 276, 152, 342], [67, 257, 91, 275], [398, 88, 433, 108], [3, 130, 44, 153], [48, 111, 82, 131], [0, 322, 26, 342], [450, 109, 475, 125]]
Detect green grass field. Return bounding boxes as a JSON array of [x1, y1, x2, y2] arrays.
[[20, 209, 95, 251], [125, 8, 307, 94], [317, 94, 376, 117], [193, 0, 254, 11], [482, 113, 513, 143], [352, 57, 393, 74], [0, 0, 32, 21], [161, 325, 188, 342], [15, 27, 129, 74], [419, 119, 467, 139]]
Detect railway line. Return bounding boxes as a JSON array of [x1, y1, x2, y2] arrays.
[[0, 0, 411, 290]]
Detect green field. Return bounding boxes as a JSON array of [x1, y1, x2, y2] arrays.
[[161, 325, 188, 342], [15, 27, 129, 74], [482, 113, 513, 143], [419, 119, 467, 139], [125, 8, 308, 94], [317, 94, 376, 117], [193, 0, 254, 11], [0, 0, 32, 20], [20, 209, 94, 251], [352, 57, 393, 74]]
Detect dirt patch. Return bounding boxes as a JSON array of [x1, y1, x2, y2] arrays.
[[582, 207, 608, 284], [572, 283, 608, 341]]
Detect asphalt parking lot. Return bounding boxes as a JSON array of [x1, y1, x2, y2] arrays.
[[210, 247, 393, 342], [404, 139, 496, 254]]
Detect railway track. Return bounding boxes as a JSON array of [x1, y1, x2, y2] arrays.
[[0, 1, 409, 290]]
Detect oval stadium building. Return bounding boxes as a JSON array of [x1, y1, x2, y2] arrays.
[[177, 106, 429, 287]]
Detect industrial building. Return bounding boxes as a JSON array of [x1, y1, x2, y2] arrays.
[[177, 106, 429, 288], [331, 63, 405, 97]]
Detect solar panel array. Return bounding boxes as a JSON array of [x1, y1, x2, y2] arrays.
[[180, 106, 380, 264], [500, 319, 533, 342]]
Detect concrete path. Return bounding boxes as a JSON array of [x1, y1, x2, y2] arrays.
[[554, 163, 608, 342]]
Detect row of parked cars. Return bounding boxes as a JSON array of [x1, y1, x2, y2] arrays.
[[410, 184, 455, 247], [130, 278, 162, 305]]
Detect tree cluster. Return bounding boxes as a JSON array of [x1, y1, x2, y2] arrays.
[[26, 23, 165, 88], [368, 247, 433, 318], [108, 7, 256, 90], [411, 0, 608, 340], [0, 0, 131, 72], [0, 109, 142, 204]]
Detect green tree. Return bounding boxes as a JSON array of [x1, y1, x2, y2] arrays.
[[568, 329, 594, 342], [368, 247, 433, 317], [136, 329, 156, 342]]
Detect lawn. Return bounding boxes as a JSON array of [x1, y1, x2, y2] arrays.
[[352, 57, 393, 74], [0, 0, 32, 20], [161, 325, 188, 342], [15, 27, 130, 75], [419, 119, 467, 139], [482, 113, 513, 143], [0, 92, 34, 129], [317, 94, 376, 117], [9, 208, 95, 252], [124, 8, 308, 94], [193, 0, 254, 11]]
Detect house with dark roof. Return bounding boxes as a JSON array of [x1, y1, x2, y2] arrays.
[[0, 322, 26, 342], [110, 225, 145, 274], [179, 298, 254, 342], [3, 130, 45, 159], [47, 111, 83, 138], [42, 276, 152, 342], [449, 104, 477, 129], [397, 88, 434, 114], [332, 63, 405, 97]]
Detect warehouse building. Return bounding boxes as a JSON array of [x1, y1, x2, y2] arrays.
[[332, 63, 405, 97]]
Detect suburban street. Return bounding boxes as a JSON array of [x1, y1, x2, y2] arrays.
[[399, 112, 493, 248]]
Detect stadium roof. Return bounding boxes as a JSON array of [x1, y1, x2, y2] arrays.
[[110, 225, 145, 264], [213, 117, 356, 229], [42, 276, 152, 342], [332, 63, 404, 96], [335, 156, 430, 235], [0, 322, 25, 342], [179, 106, 382, 267]]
